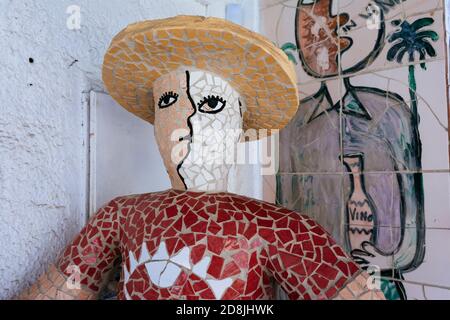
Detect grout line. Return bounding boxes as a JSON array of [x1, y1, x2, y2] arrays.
[[444, 2, 450, 167], [262, 0, 444, 18], [380, 276, 450, 291], [342, 224, 450, 231], [276, 169, 450, 175], [337, 0, 346, 252], [258, 0, 450, 295], [297, 57, 447, 86]]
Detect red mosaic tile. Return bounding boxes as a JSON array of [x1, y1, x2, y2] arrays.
[[254, 209, 269, 218], [196, 209, 209, 220], [143, 289, 159, 300], [275, 229, 294, 243], [348, 261, 359, 274], [172, 217, 183, 231], [256, 218, 273, 227], [165, 238, 178, 255], [222, 287, 240, 300], [56, 190, 361, 300], [223, 221, 236, 236], [302, 240, 314, 252], [243, 212, 255, 222], [246, 202, 260, 213], [258, 228, 275, 242], [205, 204, 216, 214], [243, 223, 257, 239], [195, 234, 206, 242], [191, 221, 207, 233], [192, 278, 208, 292], [231, 278, 246, 292], [233, 211, 244, 221], [279, 251, 301, 269], [268, 210, 284, 220], [336, 261, 350, 276], [207, 235, 225, 255], [163, 226, 177, 237], [275, 216, 289, 229], [217, 210, 231, 223], [207, 255, 224, 279], [182, 281, 195, 296], [222, 261, 241, 278], [183, 212, 198, 228], [249, 251, 258, 267], [198, 288, 215, 299], [224, 238, 239, 250], [180, 233, 195, 246], [190, 244, 206, 265], [322, 247, 338, 264], [207, 220, 221, 235], [174, 239, 186, 253], [244, 269, 259, 294], [231, 251, 248, 269], [238, 238, 249, 250], [250, 238, 262, 249]]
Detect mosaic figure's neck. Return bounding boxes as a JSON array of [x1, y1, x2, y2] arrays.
[[153, 68, 244, 194], [178, 161, 232, 193]]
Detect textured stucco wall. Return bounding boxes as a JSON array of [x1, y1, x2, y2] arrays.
[[0, 0, 209, 299]]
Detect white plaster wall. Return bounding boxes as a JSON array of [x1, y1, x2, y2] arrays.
[[0, 0, 212, 299]]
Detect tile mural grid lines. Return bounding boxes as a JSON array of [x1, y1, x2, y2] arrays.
[[369, 72, 448, 131], [446, 0, 450, 163], [296, 57, 446, 85], [272, 0, 450, 300]]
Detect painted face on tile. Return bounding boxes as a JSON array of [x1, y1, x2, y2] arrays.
[[153, 69, 243, 192], [296, 0, 384, 78]]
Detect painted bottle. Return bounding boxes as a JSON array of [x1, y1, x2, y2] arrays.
[[343, 153, 377, 251]]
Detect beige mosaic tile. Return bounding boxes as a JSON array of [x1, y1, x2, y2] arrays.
[[103, 15, 299, 138]]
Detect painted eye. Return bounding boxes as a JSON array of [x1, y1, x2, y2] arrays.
[[158, 91, 179, 108], [197, 95, 226, 113]]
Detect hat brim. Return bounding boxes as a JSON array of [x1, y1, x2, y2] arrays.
[[102, 15, 299, 137]]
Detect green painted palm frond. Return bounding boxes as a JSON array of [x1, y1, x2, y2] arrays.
[[280, 42, 298, 65], [387, 42, 406, 62], [419, 38, 437, 57], [281, 42, 297, 52], [415, 30, 439, 42], [386, 18, 439, 65], [285, 52, 298, 65], [410, 17, 435, 32]]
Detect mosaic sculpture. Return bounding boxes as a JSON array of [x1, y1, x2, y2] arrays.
[[18, 16, 384, 300]]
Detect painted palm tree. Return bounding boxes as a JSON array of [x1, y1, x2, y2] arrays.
[[386, 18, 439, 126]]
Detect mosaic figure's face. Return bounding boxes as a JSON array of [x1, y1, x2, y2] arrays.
[[153, 69, 243, 192], [296, 0, 384, 78]]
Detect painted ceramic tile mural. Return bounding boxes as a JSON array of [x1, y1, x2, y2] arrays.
[[261, 0, 450, 300]]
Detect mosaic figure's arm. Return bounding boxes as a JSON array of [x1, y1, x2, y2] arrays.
[[17, 199, 122, 300], [16, 264, 97, 300], [263, 208, 385, 300], [333, 272, 385, 300]]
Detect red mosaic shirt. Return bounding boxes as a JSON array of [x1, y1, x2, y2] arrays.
[[57, 189, 360, 300]]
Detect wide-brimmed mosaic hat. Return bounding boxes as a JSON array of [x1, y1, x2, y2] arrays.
[[102, 15, 299, 135]]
